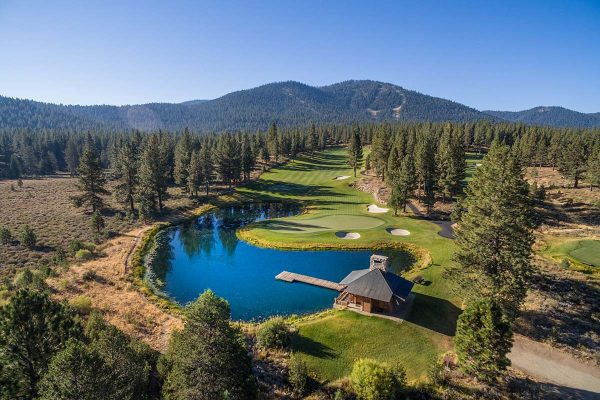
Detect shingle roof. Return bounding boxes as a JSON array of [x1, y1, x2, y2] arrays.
[[339, 268, 414, 302]]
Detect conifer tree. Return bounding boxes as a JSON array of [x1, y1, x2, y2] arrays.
[[187, 149, 202, 197], [137, 135, 170, 213], [451, 142, 533, 319], [586, 146, 600, 191], [74, 146, 109, 213], [241, 133, 255, 182], [389, 155, 416, 215], [347, 125, 363, 177], [112, 139, 139, 212], [371, 125, 390, 181], [267, 122, 279, 162], [215, 134, 241, 188], [415, 127, 436, 213], [159, 290, 256, 400], [558, 136, 587, 188], [0, 290, 82, 400], [308, 123, 319, 153], [173, 128, 194, 192], [198, 141, 213, 196], [454, 299, 512, 383]]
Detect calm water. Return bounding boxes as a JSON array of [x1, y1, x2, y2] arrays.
[[148, 203, 413, 320]]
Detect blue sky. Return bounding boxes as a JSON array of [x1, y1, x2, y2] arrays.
[[0, 0, 599, 112]]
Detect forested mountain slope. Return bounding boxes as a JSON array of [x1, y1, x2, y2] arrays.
[[0, 80, 494, 132], [484, 106, 600, 128]]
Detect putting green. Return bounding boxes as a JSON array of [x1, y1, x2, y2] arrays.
[[261, 214, 385, 234], [569, 240, 600, 267]]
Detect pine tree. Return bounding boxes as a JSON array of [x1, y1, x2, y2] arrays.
[[415, 127, 436, 214], [586, 145, 600, 191], [187, 149, 202, 197], [112, 139, 139, 212], [347, 125, 363, 177], [267, 122, 279, 163], [215, 134, 241, 188], [389, 155, 416, 215], [241, 133, 255, 182], [137, 135, 170, 213], [199, 141, 213, 196], [558, 136, 587, 188], [173, 128, 194, 192], [371, 125, 390, 181], [308, 123, 318, 153], [0, 290, 82, 400], [74, 146, 109, 213], [64, 139, 79, 176], [158, 290, 256, 400], [451, 142, 533, 319], [90, 212, 105, 235], [454, 299, 512, 383]]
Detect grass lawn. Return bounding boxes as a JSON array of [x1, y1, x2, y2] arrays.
[[541, 236, 600, 274], [237, 147, 460, 382]]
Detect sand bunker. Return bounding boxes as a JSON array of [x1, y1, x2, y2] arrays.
[[334, 175, 351, 180], [367, 204, 389, 213], [335, 231, 361, 239], [387, 228, 410, 236]]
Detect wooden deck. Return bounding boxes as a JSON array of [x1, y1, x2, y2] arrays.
[[275, 271, 345, 291]]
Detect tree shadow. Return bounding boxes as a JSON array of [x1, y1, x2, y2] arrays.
[[405, 292, 462, 336], [290, 333, 337, 359]]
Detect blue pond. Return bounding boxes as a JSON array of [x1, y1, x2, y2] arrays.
[[148, 203, 413, 321]]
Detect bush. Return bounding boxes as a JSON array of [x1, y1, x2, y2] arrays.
[[69, 240, 95, 254], [559, 259, 570, 269], [52, 247, 67, 265], [20, 225, 37, 249], [427, 356, 446, 386], [13, 269, 46, 291], [0, 227, 12, 245], [69, 295, 92, 314], [82, 269, 98, 281], [350, 359, 395, 400], [288, 353, 309, 398], [75, 249, 93, 262], [256, 317, 291, 349]]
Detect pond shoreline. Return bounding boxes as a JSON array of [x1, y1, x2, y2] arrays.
[[132, 196, 430, 322]]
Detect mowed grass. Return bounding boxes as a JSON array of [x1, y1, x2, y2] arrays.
[[542, 236, 600, 274], [292, 310, 453, 383], [238, 148, 460, 382]]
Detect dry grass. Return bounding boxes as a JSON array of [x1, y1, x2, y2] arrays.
[[0, 174, 198, 280], [46, 225, 183, 351]]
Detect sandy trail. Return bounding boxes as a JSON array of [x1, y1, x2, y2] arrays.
[[510, 335, 600, 398]]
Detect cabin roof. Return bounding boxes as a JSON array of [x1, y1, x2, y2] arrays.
[[339, 268, 413, 302]]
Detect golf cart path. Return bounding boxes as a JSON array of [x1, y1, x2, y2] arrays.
[[510, 334, 600, 397]]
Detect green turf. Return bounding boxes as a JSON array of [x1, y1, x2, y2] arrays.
[[540, 236, 599, 275], [237, 148, 461, 382], [570, 240, 600, 267]]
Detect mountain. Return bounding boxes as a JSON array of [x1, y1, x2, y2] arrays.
[[0, 80, 497, 132], [484, 106, 600, 128]]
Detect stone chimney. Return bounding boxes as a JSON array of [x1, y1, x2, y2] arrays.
[[369, 254, 389, 272]]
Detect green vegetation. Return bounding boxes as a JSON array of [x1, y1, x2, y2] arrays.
[[158, 290, 256, 400], [454, 299, 512, 383], [349, 358, 406, 400], [256, 317, 291, 350], [542, 237, 600, 274]]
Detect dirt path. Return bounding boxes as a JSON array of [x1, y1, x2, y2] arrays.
[[48, 226, 184, 352], [510, 334, 600, 398]]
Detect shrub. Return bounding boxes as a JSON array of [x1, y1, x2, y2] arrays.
[[0, 227, 12, 245], [13, 269, 46, 291], [350, 359, 395, 400], [390, 363, 407, 394], [288, 353, 309, 398], [75, 249, 93, 262], [256, 317, 291, 349], [90, 212, 105, 234], [427, 356, 446, 386], [69, 240, 95, 254], [69, 295, 92, 314], [82, 269, 98, 281], [52, 247, 67, 265], [559, 259, 570, 269], [20, 225, 37, 249]]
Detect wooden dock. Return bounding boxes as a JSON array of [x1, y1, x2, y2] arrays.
[[275, 271, 345, 291]]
